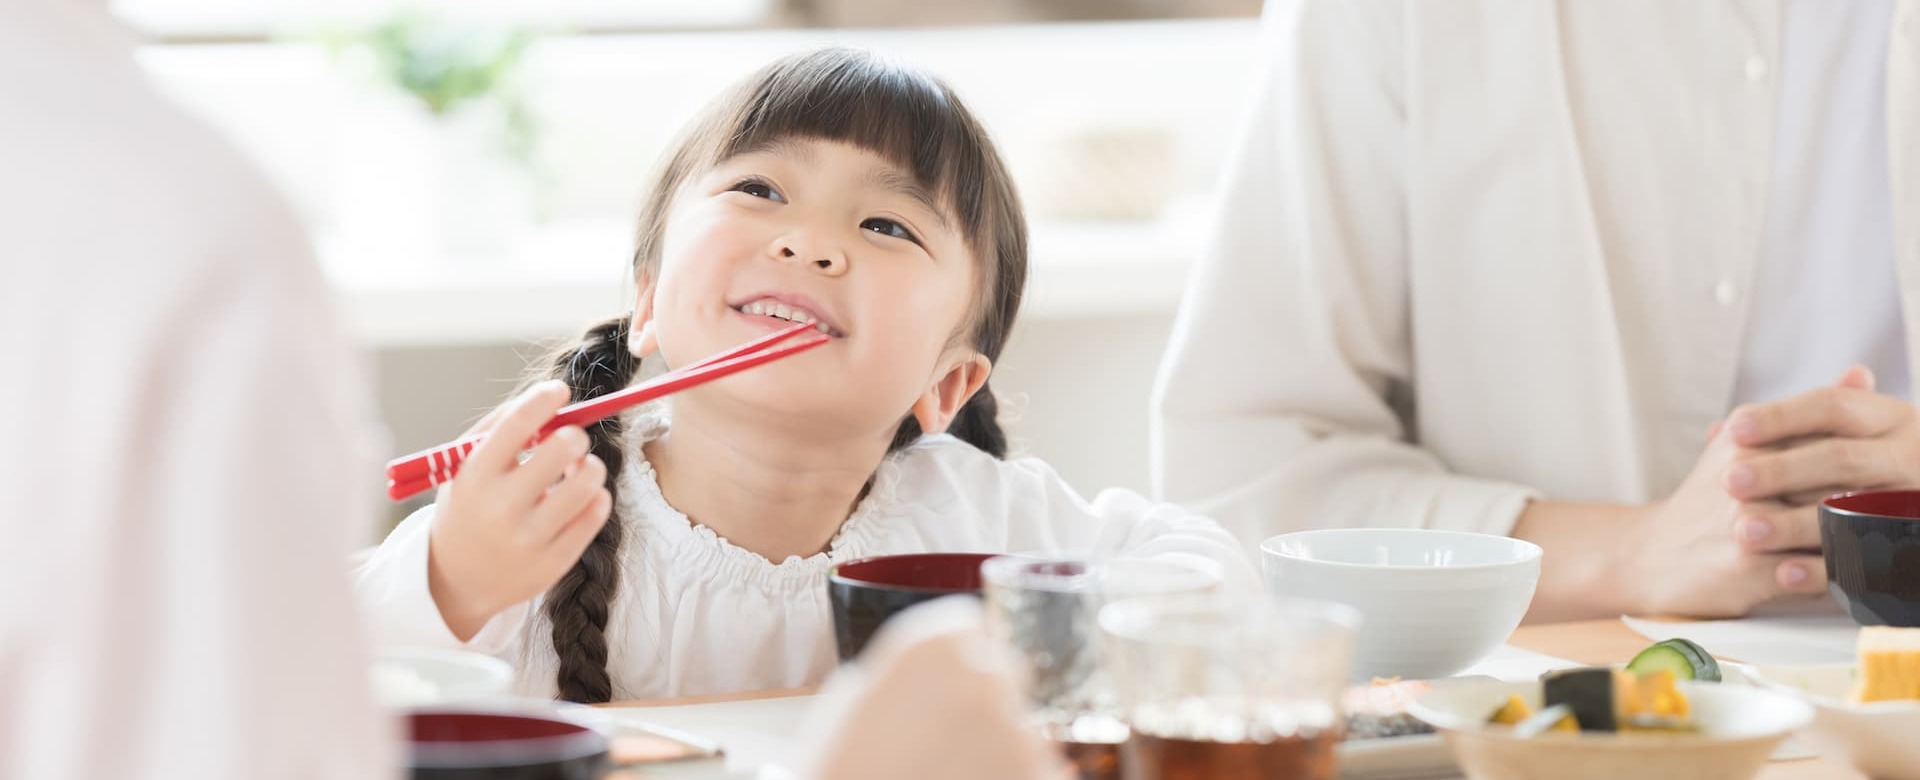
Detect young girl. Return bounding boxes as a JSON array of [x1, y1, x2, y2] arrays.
[[356, 48, 1256, 703]]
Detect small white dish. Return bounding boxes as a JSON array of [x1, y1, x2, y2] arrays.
[[1261, 529, 1541, 680], [1407, 676, 1811, 780], [371, 646, 514, 709], [1740, 661, 1920, 780]]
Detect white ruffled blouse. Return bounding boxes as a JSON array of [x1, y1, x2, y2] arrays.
[[354, 415, 1257, 700]]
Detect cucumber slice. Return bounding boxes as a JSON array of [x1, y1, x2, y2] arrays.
[[1626, 638, 1721, 682]]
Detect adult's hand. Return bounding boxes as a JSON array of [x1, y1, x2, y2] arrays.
[[1514, 422, 1825, 621], [1622, 423, 1828, 618], [1721, 367, 1920, 554]]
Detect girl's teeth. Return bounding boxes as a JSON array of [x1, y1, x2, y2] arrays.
[[738, 298, 830, 333]]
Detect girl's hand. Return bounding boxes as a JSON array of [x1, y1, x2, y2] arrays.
[[425, 381, 613, 641]]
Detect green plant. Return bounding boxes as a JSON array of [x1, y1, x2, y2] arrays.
[[323, 10, 539, 165]]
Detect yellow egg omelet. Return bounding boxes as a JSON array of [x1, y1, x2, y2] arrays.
[[1854, 626, 1920, 703]]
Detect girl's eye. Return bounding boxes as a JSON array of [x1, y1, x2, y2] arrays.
[[861, 217, 920, 245], [730, 178, 785, 202]]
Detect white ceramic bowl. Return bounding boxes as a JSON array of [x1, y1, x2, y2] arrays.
[[1743, 662, 1920, 780], [1261, 529, 1540, 680], [371, 647, 515, 709], [1408, 677, 1812, 780]]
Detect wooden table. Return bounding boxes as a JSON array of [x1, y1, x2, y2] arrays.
[[606, 618, 1868, 779]]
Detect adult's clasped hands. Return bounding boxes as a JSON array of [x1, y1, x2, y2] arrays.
[[1631, 366, 1920, 618]]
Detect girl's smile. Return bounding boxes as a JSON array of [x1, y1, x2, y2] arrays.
[[729, 291, 846, 338], [645, 138, 985, 439]]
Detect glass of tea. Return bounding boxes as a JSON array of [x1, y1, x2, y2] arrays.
[[1098, 594, 1362, 780], [981, 555, 1223, 780]]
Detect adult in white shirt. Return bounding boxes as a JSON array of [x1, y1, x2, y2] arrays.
[[0, 3, 393, 778], [1154, 0, 1920, 620]]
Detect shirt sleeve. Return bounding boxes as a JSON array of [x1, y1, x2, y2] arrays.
[[1150, 0, 1536, 550], [967, 448, 1261, 596], [353, 503, 533, 654]]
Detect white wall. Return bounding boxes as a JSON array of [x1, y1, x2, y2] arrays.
[[993, 312, 1180, 494]]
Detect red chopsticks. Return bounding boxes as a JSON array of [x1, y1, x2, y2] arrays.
[[384, 321, 829, 502]]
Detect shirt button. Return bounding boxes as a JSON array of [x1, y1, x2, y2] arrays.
[[1745, 55, 1769, 82], [1715, 280, 1739, 306]]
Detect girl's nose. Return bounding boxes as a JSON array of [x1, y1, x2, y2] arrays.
[[771, 234, 847, 276]]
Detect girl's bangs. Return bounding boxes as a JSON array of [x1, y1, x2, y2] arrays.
[[709, 51, 993, 241]]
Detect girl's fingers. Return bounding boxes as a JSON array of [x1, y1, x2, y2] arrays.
[[541, 489, 613, 569], [459, 399, 513, 438], [528, 454, 608, 542], [465, 381, 572, 476], [507, 425, 592, 498]]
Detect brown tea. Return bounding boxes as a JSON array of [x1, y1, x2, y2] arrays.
[[1120, 729, 1337, 780], [1057, 738, 1123, 780]]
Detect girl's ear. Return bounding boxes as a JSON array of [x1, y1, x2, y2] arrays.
[[910, 353, 992, 435], [629, 278, 659, 359]]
